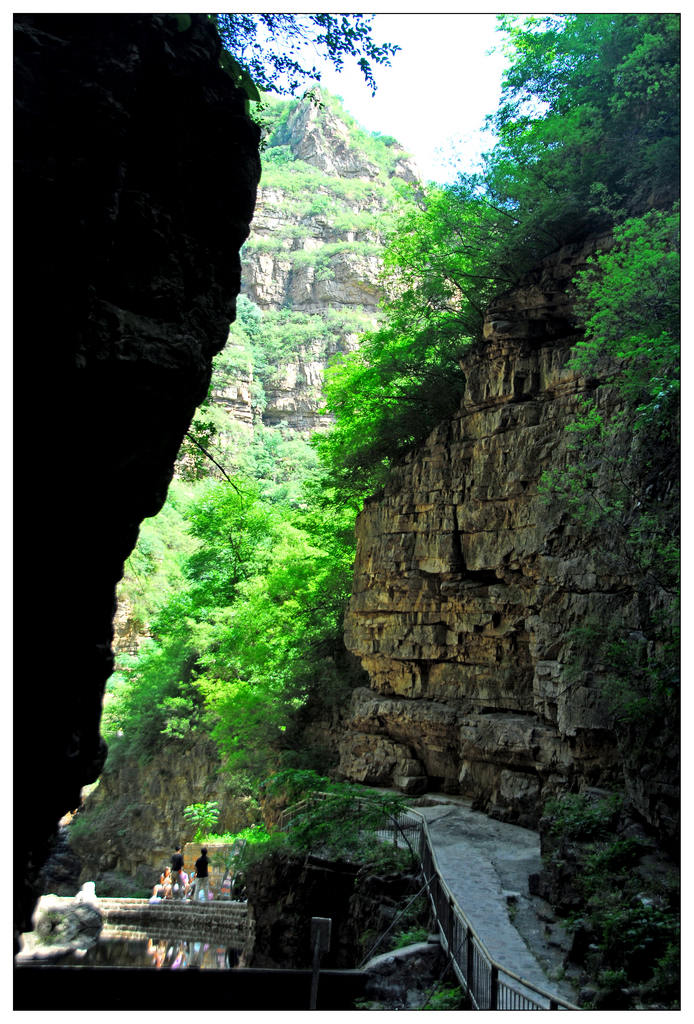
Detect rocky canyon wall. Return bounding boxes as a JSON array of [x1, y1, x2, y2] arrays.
[[14, 14, 260, 942], [69, 737, 259, 888], [223, 93, 418, 433], [338, 233, 677, 837]]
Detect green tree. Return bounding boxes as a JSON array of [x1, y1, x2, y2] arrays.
[[317, 14, 679, 496], [192, 492, 361, 775], [184, 801, 220, 841], [486, 14, 679, 247], [105, 471, 362, 776], [211, 14, 399, 96]]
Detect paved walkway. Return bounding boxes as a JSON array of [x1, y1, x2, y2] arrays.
[[410, 796, 579, 1007]]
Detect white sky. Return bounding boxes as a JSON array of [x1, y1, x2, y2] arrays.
[[310, 13, 507, 184]]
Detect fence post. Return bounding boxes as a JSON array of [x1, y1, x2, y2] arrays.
[[309, 917, 331, 1011], [466, 925, 474, 995], [490, 964, 499, 1009]]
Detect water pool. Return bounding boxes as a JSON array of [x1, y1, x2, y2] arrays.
[[62, 924, 242, 970]]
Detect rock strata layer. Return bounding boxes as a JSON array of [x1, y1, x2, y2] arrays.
[[339, 234, 665, 827], [236, 94, 417, 432], [14, 13, 259, 943]]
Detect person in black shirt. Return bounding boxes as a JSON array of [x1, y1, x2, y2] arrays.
[[171, 845, 184, 900], [193, 847, 210, 902]]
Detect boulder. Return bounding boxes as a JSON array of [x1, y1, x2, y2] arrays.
[[363, 939, 449, 1009]]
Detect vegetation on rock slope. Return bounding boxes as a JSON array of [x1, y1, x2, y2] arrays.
[[104, 90, 411, 777], [86, 14, 678, 1007], [318, 13, 679, 497]]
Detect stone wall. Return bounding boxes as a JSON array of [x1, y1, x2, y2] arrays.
[[338, 233, 675, 830], [242, 850, 422, 971], [14, 13, 260, 944]]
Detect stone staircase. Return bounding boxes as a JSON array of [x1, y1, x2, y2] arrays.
[[98, 897, 249, 944]]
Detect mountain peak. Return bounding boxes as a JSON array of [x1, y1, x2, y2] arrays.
[[269, 91, 420, 183]]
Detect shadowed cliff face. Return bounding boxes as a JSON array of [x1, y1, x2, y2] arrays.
[[14, 13, 260, 943], [339, 233, 677, 836]]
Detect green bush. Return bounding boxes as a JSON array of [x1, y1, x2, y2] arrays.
[[392, 926, 428, 949], [183, 801, 220, 842], [543, 793, 621, 840], [543, 794, 679, 1006], [423, 985, 464, 1010]]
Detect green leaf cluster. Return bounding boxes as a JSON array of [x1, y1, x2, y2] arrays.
[[488, 14, 679, 245], [579, 846, 679, 1006], [543, 793, 622, 841], [104, 468, 361, 775], [317, 15, 679, 492], [211, 14, 399, 98], [542, 793, 679, 1007], [183, 800, 220, 842]]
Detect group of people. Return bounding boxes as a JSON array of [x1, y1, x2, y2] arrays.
[[150, 845, 211, 903]]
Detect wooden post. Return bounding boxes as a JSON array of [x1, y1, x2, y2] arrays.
[[309, 917, 331, 1010]]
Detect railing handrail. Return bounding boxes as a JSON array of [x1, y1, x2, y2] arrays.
[[278, 792, 579, 1010], [405, 808, 579, 1009]]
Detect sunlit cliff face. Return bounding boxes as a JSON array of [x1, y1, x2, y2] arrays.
[[339, 232, 677, 841]]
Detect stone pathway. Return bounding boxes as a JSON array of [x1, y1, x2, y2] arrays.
[[409, 796, 579, 1007]]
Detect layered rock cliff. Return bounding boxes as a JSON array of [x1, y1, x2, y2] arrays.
[[14, 13, 259, 942], [220, 92, 418, 433], [338, 232, 677, 837]]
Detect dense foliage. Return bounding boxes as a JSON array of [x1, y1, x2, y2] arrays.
[[211, 14, 399, 97], [104, 474, 362, 774], [317, 14, 679, 495], [489, 14, 679, 243]]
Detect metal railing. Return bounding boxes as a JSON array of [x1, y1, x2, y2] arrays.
[[279, 794, 579, 1011]]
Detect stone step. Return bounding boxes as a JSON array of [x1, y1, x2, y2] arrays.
[[98, 898, 249, 934]]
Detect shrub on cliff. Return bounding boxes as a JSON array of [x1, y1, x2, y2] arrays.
[[541, 204, 679, 733], [317, 14, 679, 498]]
